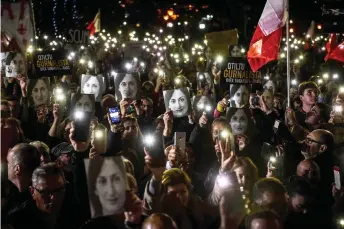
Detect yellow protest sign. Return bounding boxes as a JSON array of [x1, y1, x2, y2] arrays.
[[205, 29, 239, 57]]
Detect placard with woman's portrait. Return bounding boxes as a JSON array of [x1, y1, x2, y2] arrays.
[[192, 95, 215, 118], [228, 84, 251, 108], [70, 93, 95, 115], [226, 107, 257, 137], [114, 72, 140, 101], [196, 72, 213, 91], [81, 74, 105, 102], [28, 77, 50, 107], [5, 51, 26, 78], [84, 156, 128, 218], [163, 87, 191, 118], [1, 52, 9, 76]]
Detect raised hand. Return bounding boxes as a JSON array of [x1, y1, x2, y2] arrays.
[[17, 75, 27, 97], [199, 111, 208, 127], [219, 136, 236, 172], [52, 104, 60, 121], [144, 148, 166, 181], [69, 121, 89, 152]]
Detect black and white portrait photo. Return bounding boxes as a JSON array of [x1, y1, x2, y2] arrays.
[[84, 156, 128, 218], [196, 72, 212, 90], [114, 72, 140, 101], [229, 45, 244, 58], [28, 77, 50, 107], [70, 93, 95, 114], [192, 95, 215, 117], [5, 51, 26, 77], [227, 108, 256, 137], [81, 74, 105, 102], [1, 52, 9, 76], [229, 84, 250, 108], [263, 79, 276, 94], [163, 87, 191, 118]]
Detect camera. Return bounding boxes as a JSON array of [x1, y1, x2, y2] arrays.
[[251, 96, 260, 106], [126, 104, 135, 115]]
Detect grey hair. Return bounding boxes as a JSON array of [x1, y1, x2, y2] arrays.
[[32, 162, 64, 187], [30, 141, 50, 153]]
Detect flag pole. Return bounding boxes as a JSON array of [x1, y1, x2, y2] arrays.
[[286, 0, 291, 108]]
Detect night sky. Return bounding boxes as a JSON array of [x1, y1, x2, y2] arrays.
[[4, 0, 340, 38]]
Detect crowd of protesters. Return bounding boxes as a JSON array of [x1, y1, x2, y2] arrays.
[[1, 42, 344, 229]]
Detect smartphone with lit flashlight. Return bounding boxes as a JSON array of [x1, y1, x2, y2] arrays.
[[108, 107, 121, 124], [334, 105, 343, 115], [74, 111, 92, 142], [53, 87, 66, 105], [174, 132, 186, 155], [334, 166, 341, 190], [93, 125, 107, 154], [261, 142, 275, 160], [144, 133, 165, 167]]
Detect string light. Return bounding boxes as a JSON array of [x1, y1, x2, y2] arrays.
[[52, 0, 58, 36]]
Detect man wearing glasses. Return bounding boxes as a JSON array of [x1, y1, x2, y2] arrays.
[[301, 129, 334, 160], [4, 163, 82, 229]]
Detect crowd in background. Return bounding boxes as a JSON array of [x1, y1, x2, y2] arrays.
[[1, 41, 344, 229]]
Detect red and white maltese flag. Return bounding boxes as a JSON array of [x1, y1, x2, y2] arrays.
[[247, 0, 287, 72]]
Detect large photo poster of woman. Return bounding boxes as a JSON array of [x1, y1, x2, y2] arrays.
[[81, 74, 105, 102], [84, 156, 128, 218], [114, 72, 140, 101], [163, 87, 191, 118], [28, 77, 50, 107]]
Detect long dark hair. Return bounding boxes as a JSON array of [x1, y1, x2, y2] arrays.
[[70, 93, 95, 117], [86, 156, 127, 217], [80, 75, 105, 101], [27, 77, 50, 107], [114, 73, 140, 101], [226, 107, 257, 138]]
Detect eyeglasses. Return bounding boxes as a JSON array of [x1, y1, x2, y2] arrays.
[[33, 186, 65, 198], [305, 137, 323, 145]]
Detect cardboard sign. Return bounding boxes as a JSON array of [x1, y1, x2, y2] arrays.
[[33, 50, 72, 77], [205, 29, 238, 57], [66, 29, 89, 44], [221, 57, 262, 84]]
